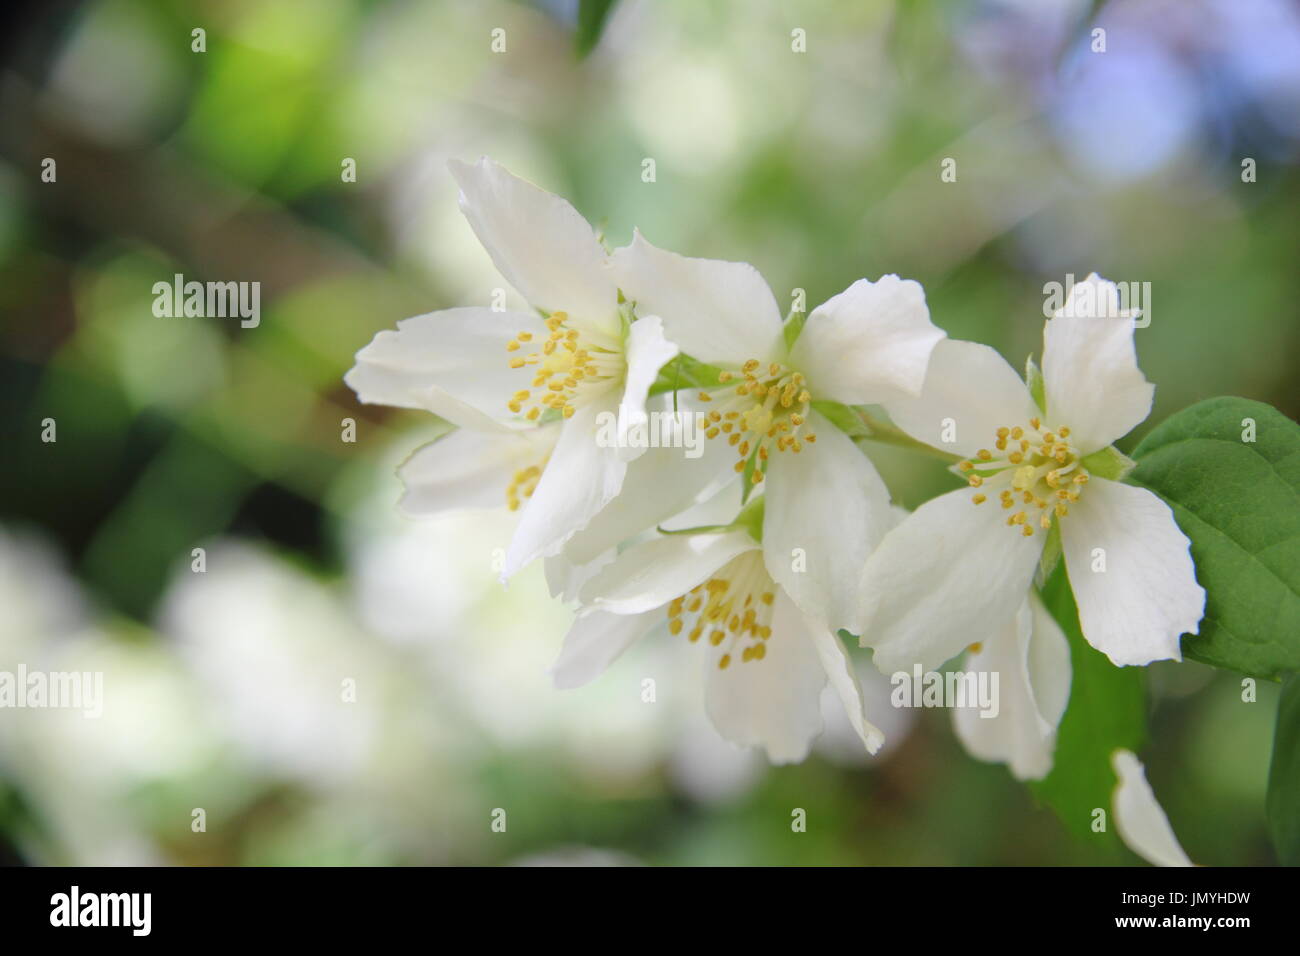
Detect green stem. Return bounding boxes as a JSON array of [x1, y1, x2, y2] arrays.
[[657, 496, 764, 544], [655, 523, 734, 537], [852, 409, 962, 464]]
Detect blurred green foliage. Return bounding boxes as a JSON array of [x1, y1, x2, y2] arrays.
[[0, 0, 1295, 865]]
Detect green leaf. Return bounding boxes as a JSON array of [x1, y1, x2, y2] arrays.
[[1267, 674, 1300, 865], [575, 0, 617, 57], [1031, 564, 1146, 849], [1129, 397, 1300, 679]]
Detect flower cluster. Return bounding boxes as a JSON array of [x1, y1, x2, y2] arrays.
[[347, 158, 1205, 773]]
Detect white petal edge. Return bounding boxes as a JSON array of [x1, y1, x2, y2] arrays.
[[1054, 272, 1134, 323], [612, 315, 680, 462], [789, 275, 945, 405], [857, 487, 1044, 673], [762, 409, 894, 632], [608, 229, 784, 366], [543, 548, 616, 604], [563, 395, 737, 566], [344, 307, 550, 431], [1024, 592, 1072, 735], [504, 391, 629, 578], [449, 157, 620, 340], [578, 531, 758, 616], [1042, 274, 1154, 452], [1061, 478, 1204, 666], [1112, 749, 1194, 867], [951, 595, 1070, 781], [703, 592, 829, 765], [808, 624, 885, 755], [550, 607, 659, 690], [398, 425, 558, 517], [881, 338, 1041, 458]]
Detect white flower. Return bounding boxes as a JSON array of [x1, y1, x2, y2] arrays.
[[396, 423, 561, 517], [551, 525, 884, 764], [857, 274, 1205, 671], [608, 231, 946, 629], [392, 393, 738, 593], [345, 158, 679, 577], [1112, 749, 1194, 867], [951, 593, 1071, 781]]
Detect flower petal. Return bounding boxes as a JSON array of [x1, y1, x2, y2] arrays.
[[551, 608, 658, 690], [579, 530, 758, 615], [1024, 593, 1072, 735], [608, 229, 784, 365], [789, 275, 945, 405], [1061, 478, 1204, 666], [562, 396, 737, 566], [762, 409, 895, 632], [808, 625, 885, 755], [951, 595, 1071, 781], [450, 157, 619, 338], [1042, 274, 1154, 452], [504, 391, 629, 577], [857, 488, 1044, 673], [345, 307, 550, 431], [1054, 272, 1134, 322], [703, 592, 828, 764], [612, 315, 680, 462], [1112, 749, 1194, 867], [397, 425, 559, 516], [660, 481, 748, 530], [544, 550, 616, 604], [881, 338, 1040, 457]]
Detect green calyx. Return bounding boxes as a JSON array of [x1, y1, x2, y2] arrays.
[[656, 496, 765, 545], [1080, 445, 1136, 481]]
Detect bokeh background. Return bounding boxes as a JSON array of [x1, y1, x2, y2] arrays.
[[1, 0, 1296, 865]]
